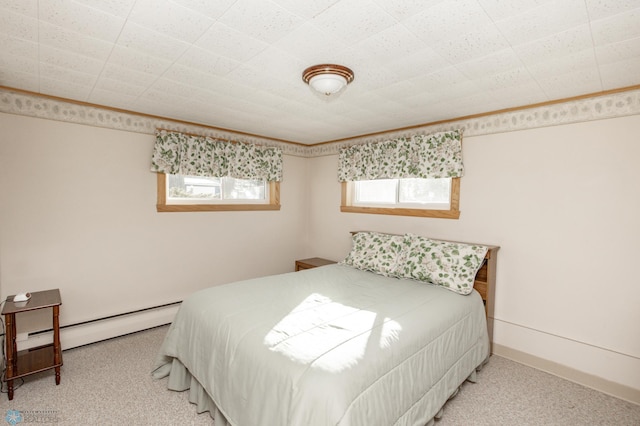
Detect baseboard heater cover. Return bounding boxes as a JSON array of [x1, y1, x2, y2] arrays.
[[17, 302, 181, 351]]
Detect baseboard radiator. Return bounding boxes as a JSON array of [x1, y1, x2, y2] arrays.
[[16, 302, 181, 351]]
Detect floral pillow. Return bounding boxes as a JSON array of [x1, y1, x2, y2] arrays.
[[340, 232, 405, 277], [396, 234, 488, 295]]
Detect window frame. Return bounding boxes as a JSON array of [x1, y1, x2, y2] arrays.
[[340, 177, 460, 219], [156, 173, 280, 212]]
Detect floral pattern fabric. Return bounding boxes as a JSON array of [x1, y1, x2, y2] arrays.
[[339, 232, 488, 295], [340, 232, 405, 277], [337, 130, 464, 182], [396, 234, 488, 295], [151, 130, 283, 181]]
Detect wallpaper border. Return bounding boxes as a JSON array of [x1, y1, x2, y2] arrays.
[[1, 87, 639, 158]]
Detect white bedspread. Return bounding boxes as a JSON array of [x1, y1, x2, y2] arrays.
[[152, 264, 489, 426]]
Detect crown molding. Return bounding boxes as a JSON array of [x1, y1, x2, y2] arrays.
[[307, 86, 640, 157], [0, 86, 308, 157], [2, 86, 639, 158]]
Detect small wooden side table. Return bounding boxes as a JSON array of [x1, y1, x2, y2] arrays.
[[295, 257, 337, 271], [2, 289, 63, 400]]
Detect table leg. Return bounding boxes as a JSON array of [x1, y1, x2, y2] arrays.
[[53, 305, 61, 385], [5, 313, 15, 400]]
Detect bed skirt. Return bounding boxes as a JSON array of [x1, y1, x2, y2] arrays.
[[154, 358, 232, 425], [153, 355, 490, 426]]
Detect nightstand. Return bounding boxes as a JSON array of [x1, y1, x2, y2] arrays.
[[2, 289, 63, 400], [295, 257, 337, 271]]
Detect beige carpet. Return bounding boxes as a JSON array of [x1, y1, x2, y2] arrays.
[[1, 325, 638, 425]]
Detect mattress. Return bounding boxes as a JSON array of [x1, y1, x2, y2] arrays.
[[152, 264, 490, 425]]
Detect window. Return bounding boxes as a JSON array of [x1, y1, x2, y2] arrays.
[[167, 175, 266, 202], [156, 173, 280, 212], [341, 177, 460, 219]]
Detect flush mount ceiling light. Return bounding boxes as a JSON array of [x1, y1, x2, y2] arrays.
[[302, 64, 354, 97]]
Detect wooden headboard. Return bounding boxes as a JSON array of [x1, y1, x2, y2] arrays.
[[473, 245, 499, 349], [350, 231, 499, 350]]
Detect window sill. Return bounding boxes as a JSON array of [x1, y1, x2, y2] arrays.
[[157, 204, 280, 212], [340, 205, 459, 219]]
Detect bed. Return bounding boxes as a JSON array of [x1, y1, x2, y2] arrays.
[[152, 232, 498, 425]]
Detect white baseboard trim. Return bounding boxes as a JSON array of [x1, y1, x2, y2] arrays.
[[18, 304, 638, 405], [493, 343, 640, 405], [18, 303, 180, 351]]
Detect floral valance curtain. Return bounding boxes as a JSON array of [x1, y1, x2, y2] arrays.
[[337, 130, 464, 182], [151, 130, 283, 182]]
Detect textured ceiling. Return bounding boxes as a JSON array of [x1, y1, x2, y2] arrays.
[[1, 0, 639, 144]]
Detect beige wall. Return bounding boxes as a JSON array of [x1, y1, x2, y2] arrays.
[[306, 115, 640, 395], [1, 108, 639, 400], [0, 113, 308, 327]]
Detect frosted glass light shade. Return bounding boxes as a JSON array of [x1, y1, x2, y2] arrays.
[[302, 64, 354, 98], [308, 74, 347, 96]]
